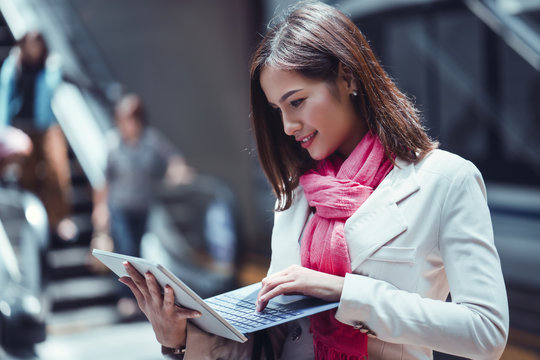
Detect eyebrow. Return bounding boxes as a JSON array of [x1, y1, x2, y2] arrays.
[[279, 89, 303, 103]]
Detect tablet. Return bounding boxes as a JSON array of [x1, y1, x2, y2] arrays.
[[92, 249, 339, 342]]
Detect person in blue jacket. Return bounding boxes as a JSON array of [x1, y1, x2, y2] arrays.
[[0, 31, 76, 241]]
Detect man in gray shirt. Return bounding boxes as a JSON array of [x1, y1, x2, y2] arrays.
[[92, 94, 193, 315]]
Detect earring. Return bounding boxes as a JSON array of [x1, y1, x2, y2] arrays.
[[352, 90, 358, 97]]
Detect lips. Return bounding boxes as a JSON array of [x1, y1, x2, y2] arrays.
[[297, 131, 317, 149]]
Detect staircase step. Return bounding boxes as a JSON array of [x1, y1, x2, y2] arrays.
[[46, 246, 94, 279], [47, 275, 120, 312], [70, 185, 93, 213], [70, 213, 93, 235], [49, 214, 93, 248]]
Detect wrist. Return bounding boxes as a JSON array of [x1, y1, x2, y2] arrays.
[[324, 273, 345, 302], [161, 345, 186, 359]]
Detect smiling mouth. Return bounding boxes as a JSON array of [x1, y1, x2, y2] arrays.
[[299, 132, 316, 143]]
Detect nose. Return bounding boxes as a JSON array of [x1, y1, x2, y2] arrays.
[[282, 113, 302, 136]]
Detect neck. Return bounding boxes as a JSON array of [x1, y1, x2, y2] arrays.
[[337, 125, 368, 159]]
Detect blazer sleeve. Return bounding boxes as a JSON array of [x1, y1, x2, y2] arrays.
[[335, 161, 509, 359]]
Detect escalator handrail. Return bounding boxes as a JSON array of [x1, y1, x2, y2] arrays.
[[464, 0, 540, 71], [51, 82, 108, 189]]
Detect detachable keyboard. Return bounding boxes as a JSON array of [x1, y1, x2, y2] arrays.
[[206, 294, 303, 333]]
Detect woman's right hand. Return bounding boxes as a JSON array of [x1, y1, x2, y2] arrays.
[[119, 262, 201, 348]]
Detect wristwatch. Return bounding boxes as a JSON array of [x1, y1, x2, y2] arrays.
[[161, 345, 186, 359]]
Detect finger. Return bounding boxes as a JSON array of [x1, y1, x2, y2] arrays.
[[260, 265, 302, 290], [176, 305, 202, 319], [258, 282, 298, 311], [257, 278, 295, 312], [162, 286, 201, 318], [263, 264, 301, 279], [260, 267, 291, 283], [258, 273, 294, 301], [144, 272, 163, 307], [119, 277, 147, 309], [162, 285, 176, 314], [123, 262, 151, 298]]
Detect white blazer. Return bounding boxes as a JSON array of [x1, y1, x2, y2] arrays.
[[268, 149, 509, 360], [183, 150, 508, 360]]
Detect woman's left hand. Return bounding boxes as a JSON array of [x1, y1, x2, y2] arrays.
[[256, 264, 344, 312]]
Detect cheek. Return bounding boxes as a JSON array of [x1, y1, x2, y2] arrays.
[[306, 97, 332, 127], [308, 97, 345, 135]]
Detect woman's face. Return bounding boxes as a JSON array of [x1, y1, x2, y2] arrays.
[[260, 66, 366, 160], [21, 34, 46, 65]]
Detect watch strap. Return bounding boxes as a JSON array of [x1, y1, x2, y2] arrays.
[[161, 345, 186, 359]]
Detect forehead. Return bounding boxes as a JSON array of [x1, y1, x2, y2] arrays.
[[260, 67, 319, 103], [24, 34, 44, 47]]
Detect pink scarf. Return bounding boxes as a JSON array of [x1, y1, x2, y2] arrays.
[[299, 132, 393, 360]]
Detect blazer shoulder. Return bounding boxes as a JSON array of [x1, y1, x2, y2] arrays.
[[415, 149, 480, 181]]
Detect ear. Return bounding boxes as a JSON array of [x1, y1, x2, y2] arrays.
[[338, 63, 358, 94]]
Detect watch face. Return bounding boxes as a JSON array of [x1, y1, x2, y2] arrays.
[[172, 347, 186, 355]]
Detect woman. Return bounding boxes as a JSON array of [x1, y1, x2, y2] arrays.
[[121, 2, 508, 359], [0, 31, 75, 242]]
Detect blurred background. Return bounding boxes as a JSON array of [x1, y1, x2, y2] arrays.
[[0, 0, 538, 359]]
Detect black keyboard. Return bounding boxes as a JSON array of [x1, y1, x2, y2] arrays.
[[206, 294, 302, 333]]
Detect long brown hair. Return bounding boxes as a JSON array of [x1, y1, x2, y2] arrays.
[[250, 1, 437, 211]]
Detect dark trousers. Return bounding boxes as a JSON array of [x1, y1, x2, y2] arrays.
[[109, 207, 148, 258], [109, 207, 149, 298]]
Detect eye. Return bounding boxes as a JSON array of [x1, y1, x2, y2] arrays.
[[290, 98, 305, 108]]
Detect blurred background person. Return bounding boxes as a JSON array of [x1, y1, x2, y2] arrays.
[[0, 30, 76, 242], [91, 93, 194, 317]]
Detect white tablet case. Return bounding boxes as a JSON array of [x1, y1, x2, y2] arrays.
[[92, 248, 248, 342]]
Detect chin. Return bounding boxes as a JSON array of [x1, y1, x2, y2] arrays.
[[307, 149, 331, 161]]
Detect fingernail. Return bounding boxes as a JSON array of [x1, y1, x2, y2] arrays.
[[145, 272, 150, 279], [194, 312, 202, 318], [165, 286, 171, 293]]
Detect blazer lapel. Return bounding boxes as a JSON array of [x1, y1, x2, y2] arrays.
[[345, 158, 420, 270], [268, 187, 310, 273], [270, 158, 420, 273]]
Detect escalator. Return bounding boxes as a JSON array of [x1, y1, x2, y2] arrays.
[[0, 1, 239, 356], [0, 0, 129, 353]]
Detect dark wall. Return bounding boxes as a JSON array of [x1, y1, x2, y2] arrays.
[[70, 1, 270, 251]]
